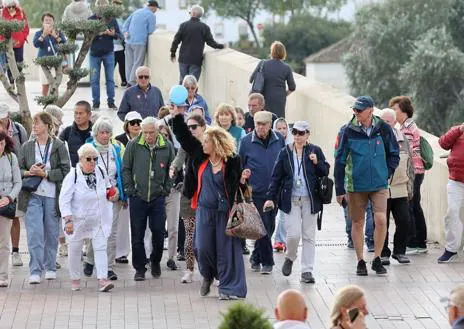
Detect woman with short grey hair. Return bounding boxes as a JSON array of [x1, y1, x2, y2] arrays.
[[182, 75, 211, 124], [82, 117, 127, 281]]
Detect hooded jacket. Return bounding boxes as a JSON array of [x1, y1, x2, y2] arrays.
[[273, 117, 293, 145], [62, 1, 92, 23]]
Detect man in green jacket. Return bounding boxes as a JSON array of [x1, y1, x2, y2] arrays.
[[123, 116, 175, 281]]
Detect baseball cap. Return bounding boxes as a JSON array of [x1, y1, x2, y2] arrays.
[[147, 0, 161, 8], [124, 111, 143, 122], [0, 103, 9, 119], [292, 121, 310, 132], [352, 96, 374, 111]]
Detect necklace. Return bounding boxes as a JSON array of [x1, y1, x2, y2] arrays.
[[209, 158, 221, 167]]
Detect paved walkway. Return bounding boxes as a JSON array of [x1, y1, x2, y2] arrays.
[[0, 83, 460, 329]]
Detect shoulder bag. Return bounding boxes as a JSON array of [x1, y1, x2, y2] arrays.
[[22, 139, 51, 192], [251, 60, 265, 94], [0, 153, 17, 219]]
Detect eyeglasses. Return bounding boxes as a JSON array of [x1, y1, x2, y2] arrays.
[[86, 157, 98, 162], [291, 129, 307, 136], [129, 120, 141, 126], [138, 75, 150, 80], [187, 124, 199, 130]]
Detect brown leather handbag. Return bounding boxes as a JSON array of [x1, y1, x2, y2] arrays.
[[226, 185, 267, 240]]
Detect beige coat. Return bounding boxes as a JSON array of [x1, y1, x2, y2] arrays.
[[388, 128, 414, 199]]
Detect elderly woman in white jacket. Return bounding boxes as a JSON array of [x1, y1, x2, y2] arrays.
[[59, 144, 118, 292]]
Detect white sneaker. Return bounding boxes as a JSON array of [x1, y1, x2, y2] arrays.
[[12, 252, 23, 266], [215, 280, 220, 287], [181, 270, 193, 283], [29, 274, 41, 284], [45, 271, 56, 280], [59, 244, 68, 257], [0, 280, 8, 287]]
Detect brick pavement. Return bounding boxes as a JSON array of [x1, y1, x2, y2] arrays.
[[0, 83, 460, 329]]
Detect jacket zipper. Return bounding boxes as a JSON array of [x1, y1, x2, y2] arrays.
[[148, 148, 153, 200], [302, 146, 315, 212]]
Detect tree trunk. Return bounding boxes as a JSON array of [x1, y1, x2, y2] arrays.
[[55, 34, 95, 108], [246, 20, 261, 49]]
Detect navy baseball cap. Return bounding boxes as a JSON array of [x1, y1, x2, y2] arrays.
[[352, 96, 374, 111], [147, 0, 161, 8]]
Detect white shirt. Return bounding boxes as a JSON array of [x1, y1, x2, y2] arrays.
[[33, 140, 56, 198], [97, 146, 117, 187]]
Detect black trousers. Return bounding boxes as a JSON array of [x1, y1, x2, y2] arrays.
[[407, 174, 427, 248], [129, 195, 166, 272], [114, 50, 127, 84], [382, 197, 410, 257], [250, 197, 277, 267]]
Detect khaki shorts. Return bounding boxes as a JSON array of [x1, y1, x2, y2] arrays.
[[348, 189, 388, 222]]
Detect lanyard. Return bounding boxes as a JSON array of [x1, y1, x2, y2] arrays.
[[293, 146, 303, 177], [99, 151, 110, 174], [37, 139, 51, 164]]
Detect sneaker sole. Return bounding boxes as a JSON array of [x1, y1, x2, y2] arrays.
[[356, 271, 368, 276], [99, 283, 114, 292], [438, 255, 458, 263]]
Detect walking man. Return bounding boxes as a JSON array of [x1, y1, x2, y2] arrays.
[[334, 96, 400, 276]]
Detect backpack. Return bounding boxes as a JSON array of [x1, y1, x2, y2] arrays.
[[420, 136, 434, 170]]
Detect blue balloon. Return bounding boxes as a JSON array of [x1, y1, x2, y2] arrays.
[[169, 85, 188, 105]]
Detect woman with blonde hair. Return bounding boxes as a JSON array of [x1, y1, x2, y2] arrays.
[[214, 103, 245, 150], [249, 41, 296, 118], [330, 285, 368, 329], [172, 105, 249, 300]]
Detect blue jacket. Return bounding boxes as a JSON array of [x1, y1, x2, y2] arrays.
[[122, 7, 156, 45], [453, 317, 464, 329], [89, 15, 121, 57], [117, 84, 165, 120], [33, 30, 67, 57], [187, 93, 211, 124], [334, 115, 400, 195], [86, 137, 127, 202], [239, 130, 285, 197], [266, 144, 330, 214]]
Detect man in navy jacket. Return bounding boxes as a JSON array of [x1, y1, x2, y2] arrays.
[[239, 111, 285, 274]]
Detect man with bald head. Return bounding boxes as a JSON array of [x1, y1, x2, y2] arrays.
[[446, 286, 464, 328], [274, 289, 309, 329]]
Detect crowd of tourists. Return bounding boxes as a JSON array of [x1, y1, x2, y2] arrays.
[[1, 0, 464, 328]]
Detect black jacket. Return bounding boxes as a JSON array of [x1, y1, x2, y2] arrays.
[[170, 17, 224, 66], [59, 122, 92, 167], [172, 114, 243, 209], [115, 133, 130, 147], [89, 15, 121, 57]]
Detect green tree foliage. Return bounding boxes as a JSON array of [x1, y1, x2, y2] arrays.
[[263, 14, 351, 73], [343, 0, 464, 136], [218, 302, 272, 329], [262, 0, 346, 17]]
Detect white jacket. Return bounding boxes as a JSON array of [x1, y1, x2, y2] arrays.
[[59, 165, 113, 241], [274, 320, 310, 329]]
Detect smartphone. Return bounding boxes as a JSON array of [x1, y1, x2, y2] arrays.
[[348, 308, 360, 322]]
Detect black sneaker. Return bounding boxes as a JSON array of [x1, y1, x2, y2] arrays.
[[392, 254, 410, 264], [134, 271, 145, 281], [300, 272, 315, 284], [200, 278, 213, 296], [167, 259, 178, 271], [83, 262, 94, 277], [92, 103, 100, 111], [356, 259, 368, 276], [381, 256, 390, 266], [177, 252, 186, 261], [372, 256, 387, 275], [242, 246, 250, 255], [281, 258, 293, 277], [115, 256, 129, 264], [151, 262, 161, 278], [108, 103, 118, 110], [121, 81, 128, 87], [108, 270, 118, 280]]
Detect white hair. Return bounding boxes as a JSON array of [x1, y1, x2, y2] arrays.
[[141, 116, 158, 128], [77, 143, 98, 158], [44, 105, 64, 121], [135, 66, 150, 77], [380, 108, 396, 120], [190, 4, 204, 18], [182, 74, 198, 88], [92, 116, 113, 137]]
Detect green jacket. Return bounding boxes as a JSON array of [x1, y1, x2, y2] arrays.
[[122, 133, 175, 202], [17, 137, 71, 216]]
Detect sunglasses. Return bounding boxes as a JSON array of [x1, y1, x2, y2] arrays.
[[291, 129, 307, 136], [187, 87, 196, 91], [352, 108, 365, 113], [86, 157, 98, 162], [129, 120, 141, 126], [7, 5, 16, 8], [138, 75, 150, 80], [187, 124, 200, 130]]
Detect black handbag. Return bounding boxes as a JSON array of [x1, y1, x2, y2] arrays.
[[0, 201, 16, 219], [317, 176, 334, 205], [21, 176, 43, 192], [251, 60, 265, 94]]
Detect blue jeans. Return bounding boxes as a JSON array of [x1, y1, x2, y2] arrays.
[[90, 52, 115, 105], [179, 63, 202, 84], [24, 194, 59, 276], [345, 200, 374, 242], [274, 210, 286, 244]]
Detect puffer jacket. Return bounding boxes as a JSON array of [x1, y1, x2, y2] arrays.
[[439, 125, 464, 183], [389, 128, 414, 199]]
